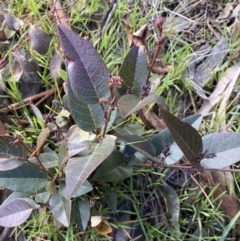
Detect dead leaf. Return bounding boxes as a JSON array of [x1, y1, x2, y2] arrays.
[[0, 29, 7, 41], [28, 25, 52, 54], [0, 120, 5, 136], [45, 180, 57, 194], [143, 107, 167, 130], [0, 41, 10, 51], [198, 64, 240, 116], [132, 24, 150, 47], [91, 216, 112, 235], [217, 63, 239, 132], [217, 3, 233, 20], [0, 58, 23, 82], [95, 220, 112, 235], [3, 13, 24, 31], [194, 37, 228, 88], [49, 50, 64, 81], [52, 0, 71, 29], [91, 216, 103, 227], [151, 65, 172, 74], [13, 52, 40, 72], [231, 21, 240, 55], [122, 19, 133, 47], [163, 15, 192, 35], [200, 171, 240, 220]]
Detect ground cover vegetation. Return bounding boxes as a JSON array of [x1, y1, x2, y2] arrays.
[[0, 0, 240, 240]]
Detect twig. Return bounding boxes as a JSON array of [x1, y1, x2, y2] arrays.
[[191, 174, 214, 208], [0, 88, 56, 114], [132, 162, 240, 173]]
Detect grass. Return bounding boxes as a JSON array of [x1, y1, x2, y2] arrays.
[[1, 0, 240, 240]]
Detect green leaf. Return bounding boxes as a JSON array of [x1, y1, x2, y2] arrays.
[[202, 133, 240, 152], [34, 192, 51, 204], [0, 198, 35, 227], [123, 124, 144, 136], [60, 69, 67, 81], [64, 125, 95, 142], [151, 114, 202, 156], [104, 189, 117, 213], [39, 152, 58, 169], [67, 81, 105, 131], [119, 135, 156, 159], [58, 142, 68, 167], [164, 115, 203, 165], [65, 136, 116, 199], [117, 45, 148, 98], [58, 23, 111, 131], [160, 109, 202, 168], [57, 24, 110, 105], [165, 142, 186, 165], [200, 133, 240, 169], [49, 193, 71, 227], [101, 108, 117, 134], [0, 136, 29, 170], [201, 147, 240, 169], [93, 151, 133, 182], [72, 197, 90, 231], [31, 104, 44, 123], [117, 93, 160, 118], [59, 181, 93, 198], [156, 182, 180, 225], [0, 163, 47, 193]]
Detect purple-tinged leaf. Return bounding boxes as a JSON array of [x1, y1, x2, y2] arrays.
[[57, 24, 110, 104], [67, 79, 105, 131], [0, 136, 29, 170], [2, 192, 32, 206], [65, 136, 116, 199], [0, 198, 34, 227], [117, 45, 148, 98], [49, 193, 71, 227], [0, 157, 23, 171], [160, 109, 202, 168]]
